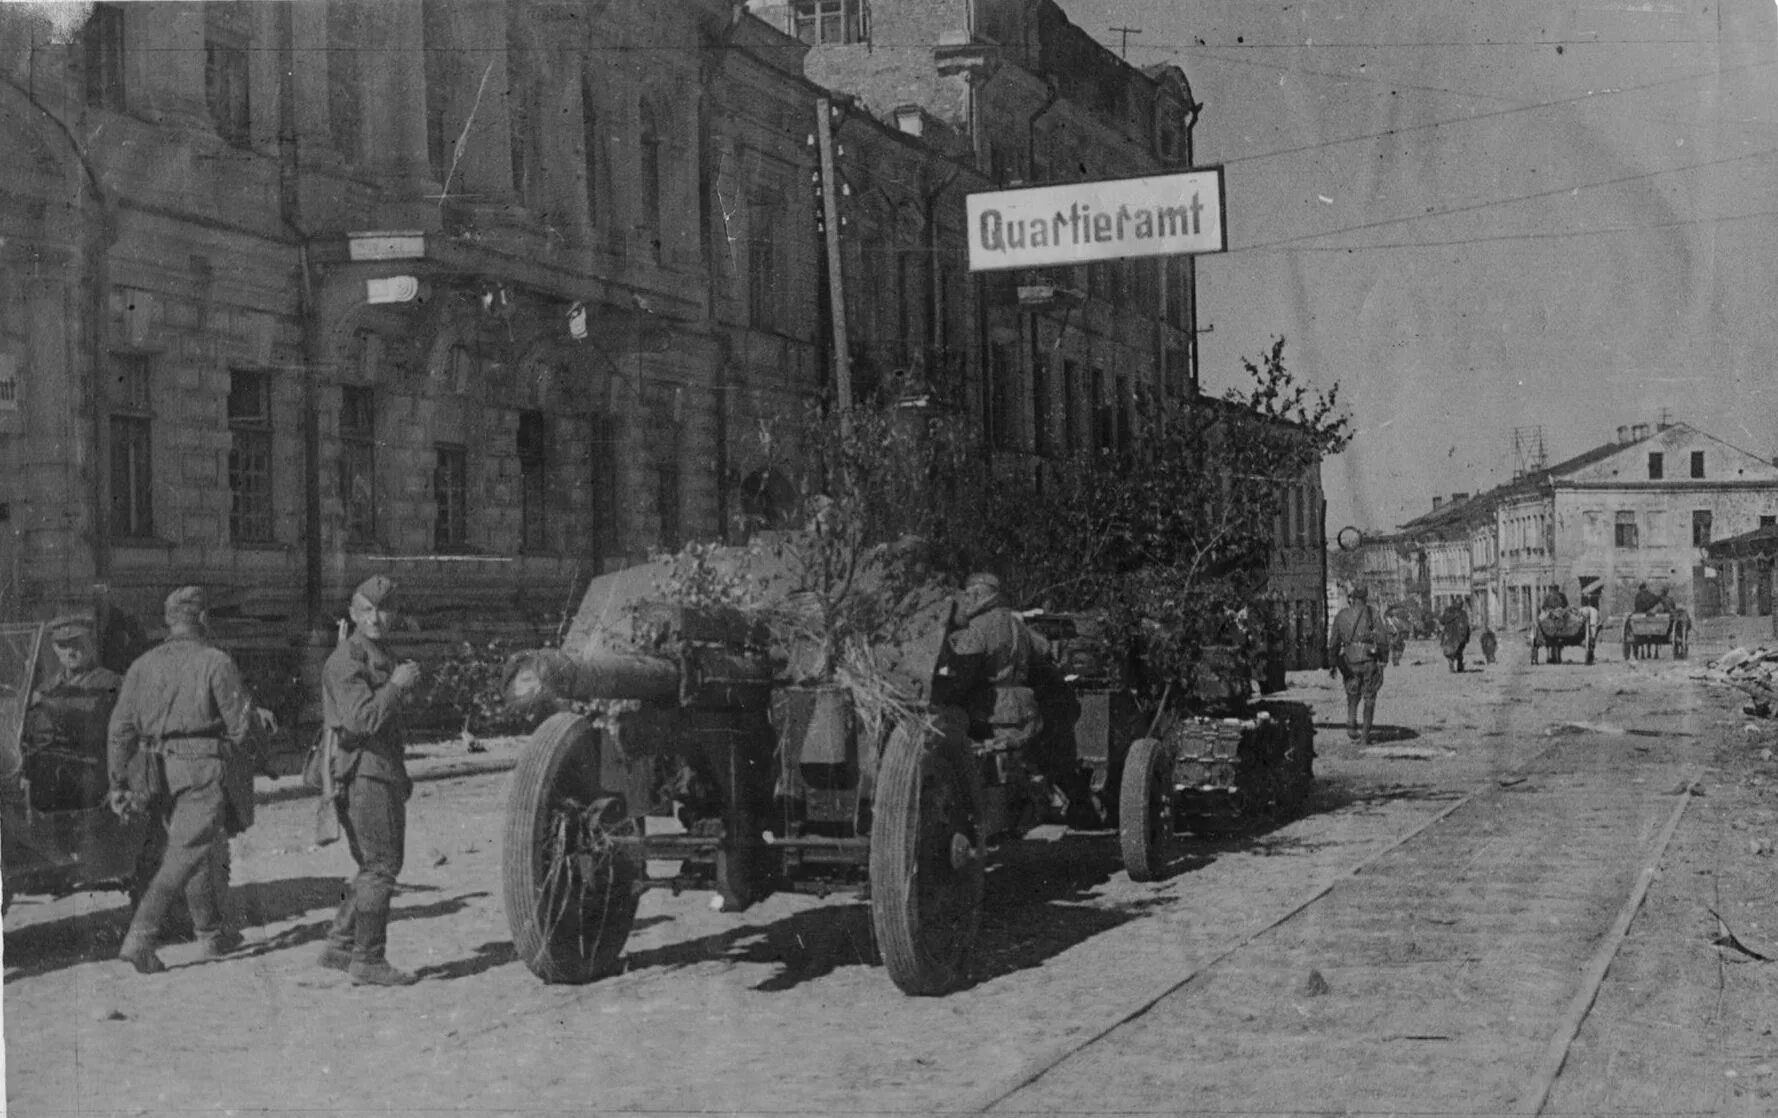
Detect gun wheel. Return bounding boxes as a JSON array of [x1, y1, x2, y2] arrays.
[[503, 712, 640, 985], [870, 719, 982, 996], [1119, 736, 1175, 882]]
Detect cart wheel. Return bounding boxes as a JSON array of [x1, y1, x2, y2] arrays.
[[1622, 625, 1632, 662], [1675, 629, 1690, 659], [869, 719, 983, 996], [503, 712, 641, 985], [1585, 637, 1595, 666], [1119, 737, 1175, 882], [1529, 637, 1541, 665]]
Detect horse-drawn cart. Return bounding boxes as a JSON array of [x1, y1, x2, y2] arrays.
[[1622, 610, 1690, 660], [1530, 608, 1594, 665]]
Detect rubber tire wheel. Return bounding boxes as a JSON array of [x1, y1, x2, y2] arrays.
[[503, 712, 641, 985], [869, 721, 983, 996], [1119, 736, 1175, 883]]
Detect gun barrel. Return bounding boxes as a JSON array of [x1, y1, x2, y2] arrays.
[[504, 647, 682, 710]]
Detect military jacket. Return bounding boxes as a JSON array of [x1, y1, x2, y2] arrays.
[[944, 604, 1050, 729], [322, 631, 410, 790], [28, 665, 121, 753]]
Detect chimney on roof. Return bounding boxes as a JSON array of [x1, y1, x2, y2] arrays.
[[1452, 492, 1468, 503], [1632, 423, 1651, 441], [1431, 496, 1444, 510], [1617, 425, 1631, 444]]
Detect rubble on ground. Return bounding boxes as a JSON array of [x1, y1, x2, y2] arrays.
[[1696, 646, 1778, 717]]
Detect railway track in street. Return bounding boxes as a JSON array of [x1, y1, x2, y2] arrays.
[[971, 682, 1707, 1116]]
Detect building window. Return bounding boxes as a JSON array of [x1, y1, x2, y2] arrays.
[[1030, 331, 1049, 456], [423, 3, 455, 183], [327, 4, 361, 160], [1614, 510, 1639, 549], [227, 370, 273, 543], [988, 342, 1015, 451], [748, 199, 780, 331], [640, 101, 664, 262], [581, 79, 601, 228], [590, 412, 619, 565], [204, 8, 250, 147], [1764, 515, 1777, 529], [518, 410, 548, 552], [1061, 359, 1079, 453], [434, 444, 468, 551], [507, 23, 536, 203], [1692, 509, 1713, 548], [654, 453, 679, 551], [792, 0, 866, 44], [339, 386, 377, 546], [1691, 450, 1705, 479], [1092, 367, 1113, 452], [1647, 452, 1663, 480], [84, 3, 125, 110], [898, 251, 929, 366], [108, 354, 153, 539]]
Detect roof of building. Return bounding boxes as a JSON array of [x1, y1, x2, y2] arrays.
[[1705, 523, 1778, 561]]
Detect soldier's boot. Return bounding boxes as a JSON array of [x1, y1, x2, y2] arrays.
[[1361, 699, 1377, 745], [117, 932, 167, 975], [196, 928, 244, 958], [316, 945, 354, 972], [1345, 698, 1361, 740], [349, 959, 419, 987]]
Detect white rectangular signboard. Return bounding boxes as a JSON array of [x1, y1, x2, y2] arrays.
[[966, 167, 1227, 272]]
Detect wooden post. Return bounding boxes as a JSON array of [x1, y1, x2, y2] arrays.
[[815, 98, 851, 411]]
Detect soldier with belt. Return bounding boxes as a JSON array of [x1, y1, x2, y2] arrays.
[[316, 575, 422, 987], [936, 572, 1050, 751], [107, 587, 261, 973]]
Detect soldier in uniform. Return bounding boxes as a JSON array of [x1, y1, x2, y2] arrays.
[[936, 572, 1050, 751], [316, 575, 423, 987], [1328, 585, 1387, 743], [23, 616, 122, 807], [107, 587, 260, 973]]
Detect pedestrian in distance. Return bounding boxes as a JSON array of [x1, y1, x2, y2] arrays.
[[107, 587, 267, 974], [1439, 601, 1472, 672], [316, 576, 424, 987], [1479, 628, 1498, 664], [1327, 585, 1387, 744], [1385, 613, 1405, 667]]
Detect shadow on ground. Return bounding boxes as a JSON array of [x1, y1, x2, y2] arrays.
[[1, 880, 465, 981]]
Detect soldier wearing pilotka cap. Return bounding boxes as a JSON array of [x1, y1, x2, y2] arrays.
[[317, 575, 424, 986], [107, 586, 268, 973]]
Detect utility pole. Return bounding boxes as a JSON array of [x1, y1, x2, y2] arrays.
[[1110, 25, 1142, 58], [814, 97, 851, 412]]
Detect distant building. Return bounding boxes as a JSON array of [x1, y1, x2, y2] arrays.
[[1375, 421, 1778, 632]]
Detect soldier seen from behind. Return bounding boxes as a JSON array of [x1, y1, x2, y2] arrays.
[[1327, 585, 1387, 744], [1479, 627, 1499, 664], [107, 587, 264, 973], [317, 575, 424, 987], [1633, 581, 1660, 613], [1439, 601, 1472, 672]]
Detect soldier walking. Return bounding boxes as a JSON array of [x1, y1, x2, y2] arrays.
[[316, 576, 423, 987], [107, 587, 261, 973], [1327, 585, 1386, 744]]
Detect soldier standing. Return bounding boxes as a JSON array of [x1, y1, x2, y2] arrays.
[[1327, 585, 1386, 744], [107, 587, 260, 973], [937, 572, 1049, 752], [23, 616, 122, 807], [316, 576, 423, 987]]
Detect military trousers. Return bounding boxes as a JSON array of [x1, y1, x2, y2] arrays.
[[127, 754, 231, 944], [326, 774, 407, 964]]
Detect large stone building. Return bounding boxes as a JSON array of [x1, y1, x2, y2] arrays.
[[2, 0, 1330, 711]]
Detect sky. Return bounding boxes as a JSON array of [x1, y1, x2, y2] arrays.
[[1059, 0, 1778, 537]]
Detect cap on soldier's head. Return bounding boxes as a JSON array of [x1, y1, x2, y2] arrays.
[[164, 585, 206, 625], [48, 613, 93, 646], [964, 572, 1001, 593], [1349, 584, 1369, 601], [352, 575, 398, 609]]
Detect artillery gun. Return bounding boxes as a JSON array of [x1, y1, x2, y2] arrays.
[[497, 548, 1081, 995], [1028, 612, 1315, 883]]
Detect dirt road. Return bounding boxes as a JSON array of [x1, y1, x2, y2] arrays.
[[7, 616, 1777, 1117]]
